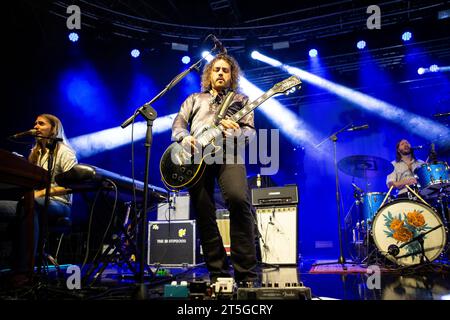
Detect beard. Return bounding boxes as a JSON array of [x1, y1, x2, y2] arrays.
[[399, 148, 411, 156], [215, 77, 229, 86]]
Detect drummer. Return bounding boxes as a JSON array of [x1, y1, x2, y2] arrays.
[[386, 139, 425, 198]]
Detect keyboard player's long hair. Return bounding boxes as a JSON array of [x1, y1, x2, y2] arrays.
[[28, 114, 74, 165]]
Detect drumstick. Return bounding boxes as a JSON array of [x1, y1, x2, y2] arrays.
[[380, 186, 393, 208]]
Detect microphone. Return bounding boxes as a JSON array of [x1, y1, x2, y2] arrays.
[[387, 244, 400, 257], [429, 143, 438, 163], [347, 124, 369, 132], [10, 129, 37, 139], [411, 145, 423, 150], [433, 112, 450, 118], [210, 35, 227, 54]]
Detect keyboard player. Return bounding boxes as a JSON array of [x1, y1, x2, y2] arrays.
[[0, 114, 77, 286]]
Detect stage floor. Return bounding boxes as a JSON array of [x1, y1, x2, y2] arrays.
[[1, 256, 450, 301]]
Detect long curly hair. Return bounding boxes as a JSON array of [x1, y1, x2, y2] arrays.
[[395, 139, 416, 162], [201, 54, 241, 92], [28, 114, 73, 165]]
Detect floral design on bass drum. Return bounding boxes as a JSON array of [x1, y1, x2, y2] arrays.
[[383, 209, 432, 261]]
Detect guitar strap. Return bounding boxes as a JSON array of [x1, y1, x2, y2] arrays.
[[214, 90, 236, 126]]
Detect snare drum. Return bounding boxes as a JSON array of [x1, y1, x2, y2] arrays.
[[414, 162, 450, 198], [371, 199, 447, 266]]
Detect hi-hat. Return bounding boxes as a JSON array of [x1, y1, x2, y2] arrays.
[[338, 155, 393, 178]]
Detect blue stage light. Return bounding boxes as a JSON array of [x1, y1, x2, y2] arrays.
[[357, 40, 366, 50], [181, 56, 191, 64], [430, 64, 439, 72], [131, 49, 140, 58], [309, 49, 318, 58], [402, 31, 412, 41], [417, 67, 426, 75], [68, 32, 79, 42]]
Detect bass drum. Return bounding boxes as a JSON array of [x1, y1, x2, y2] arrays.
[[371, 199, 447, 266]]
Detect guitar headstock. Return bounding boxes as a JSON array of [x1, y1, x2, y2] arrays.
[[270, 76, 302, 95]]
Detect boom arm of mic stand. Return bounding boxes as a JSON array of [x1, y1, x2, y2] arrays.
[[399, 224, 444, 249], [314, 123, 354, 148], [120, 56, 207, 129]]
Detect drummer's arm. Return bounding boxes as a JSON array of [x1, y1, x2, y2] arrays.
[[387, 180, 401, 189], [388, 178, 417, 190]]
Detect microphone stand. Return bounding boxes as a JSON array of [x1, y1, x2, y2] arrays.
[[120, 51, 213, 300], [121, 56, 207, 129], [395, 224, 444, 264], [35, 135, 63, 279], [313, 123, 354, 270]]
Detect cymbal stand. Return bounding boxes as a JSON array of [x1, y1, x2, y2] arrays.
[[435, 191, 449, 227]]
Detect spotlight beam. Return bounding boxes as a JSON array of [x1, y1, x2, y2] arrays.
[[253, 52, 450, 142], [239, 76, 323, 154], [69, 114, 176, 159]]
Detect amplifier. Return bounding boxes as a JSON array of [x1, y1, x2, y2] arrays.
[[147, 220, 196, 267], [199, 209, 231, 257], [236, 286, 312, 300], [216, 209, 231, 256], [261, 267, 299, 288], [251, 185, 298, 206], [157, 192, 190, 220], [256, 206, 298, 265]]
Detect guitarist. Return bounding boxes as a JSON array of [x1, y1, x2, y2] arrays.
[[171, 54, 258, 285]]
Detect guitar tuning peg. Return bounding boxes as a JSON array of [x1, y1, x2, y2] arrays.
[[285, 88, 296, 95]]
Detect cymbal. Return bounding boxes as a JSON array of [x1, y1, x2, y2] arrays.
[[338, 155, 393, 178]]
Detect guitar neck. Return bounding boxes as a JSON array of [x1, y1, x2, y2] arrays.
[[230, 90, 277, 123]]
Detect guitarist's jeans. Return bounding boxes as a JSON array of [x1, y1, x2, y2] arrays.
[[189, 163, 258, 283]]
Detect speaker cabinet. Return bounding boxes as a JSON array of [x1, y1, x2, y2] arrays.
[[216, 209, 231, 255], [256, 206, 297, 265], [157, 192, 190, 221]]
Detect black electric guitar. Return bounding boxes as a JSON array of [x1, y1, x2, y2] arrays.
[[159, 75, 302, 191]]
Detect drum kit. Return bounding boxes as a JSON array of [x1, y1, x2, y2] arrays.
[[340, 155, 450, 268]]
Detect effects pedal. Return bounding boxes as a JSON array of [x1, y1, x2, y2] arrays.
[[237, 282, 312, 300], [188, 280, 213, 300], [164, 281, 189, 298], [212, 277, 235, 295]]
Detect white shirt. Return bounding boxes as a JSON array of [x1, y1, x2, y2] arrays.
[[36, 143, 78, 205], [386, 158, 425, 195]]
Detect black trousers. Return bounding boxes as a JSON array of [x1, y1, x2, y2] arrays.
[[189, 163, 257, 282]]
